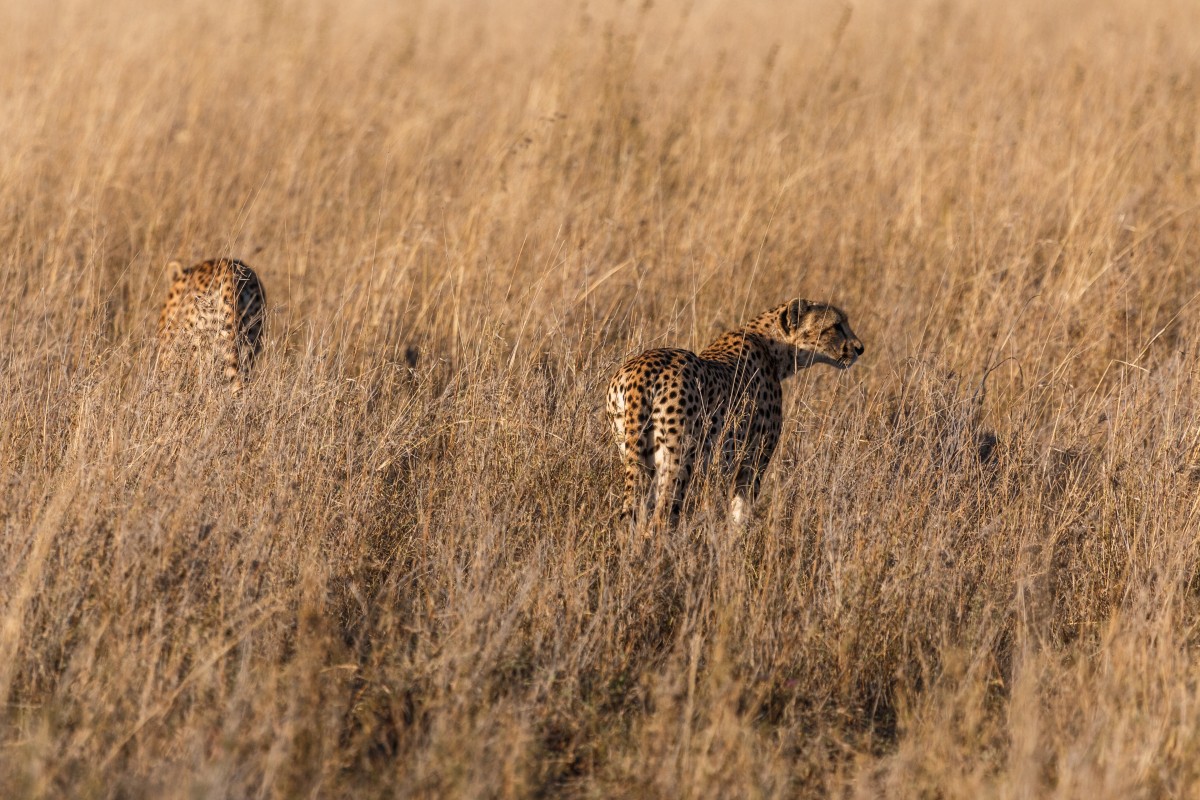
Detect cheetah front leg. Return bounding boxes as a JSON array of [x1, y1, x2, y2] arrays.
[[730, 437, 774, 527], [155, 336, 177, 376], [731, 467, 764, 526], [216, 328, 243, 393]]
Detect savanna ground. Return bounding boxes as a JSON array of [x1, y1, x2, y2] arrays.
[[3, 0, 1200, 796]]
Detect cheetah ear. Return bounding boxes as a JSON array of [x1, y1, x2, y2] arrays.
[[779, 299, 809, 332], [167, 260, 184, 281]]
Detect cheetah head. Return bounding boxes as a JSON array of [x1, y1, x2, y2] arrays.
[[777, 299, 864, 371]]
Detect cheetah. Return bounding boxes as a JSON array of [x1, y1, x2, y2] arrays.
[[606, 299, 864, 527], [157, 258, 266, 392]]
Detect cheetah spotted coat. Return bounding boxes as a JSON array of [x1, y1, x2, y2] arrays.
[[606, 299, 864, 527], [157, 258, 266, 392]]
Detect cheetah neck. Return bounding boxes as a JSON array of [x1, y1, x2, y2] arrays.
[[702, 312, 826, 382], [698, 327, 793, 382]]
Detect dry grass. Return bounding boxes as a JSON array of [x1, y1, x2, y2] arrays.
[[3, 0, 1200, 796]]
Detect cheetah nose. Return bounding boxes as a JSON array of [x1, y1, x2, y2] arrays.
[[853, 341, 864, 356]]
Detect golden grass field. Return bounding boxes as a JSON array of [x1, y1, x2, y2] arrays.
[[4, 0, 1200, 795]]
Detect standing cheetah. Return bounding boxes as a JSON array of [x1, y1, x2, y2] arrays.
[[157, 258, 266, 392], [606, 299, 864, 527]]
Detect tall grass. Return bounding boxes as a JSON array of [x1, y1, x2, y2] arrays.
[[3, 0, 1200, 795]]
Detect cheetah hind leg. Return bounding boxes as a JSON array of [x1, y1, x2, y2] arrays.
[[651, 439, 695, 530], [621, 440, 656, 530], [615, 390, 657, 531]]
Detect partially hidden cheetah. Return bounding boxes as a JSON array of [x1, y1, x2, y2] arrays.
[[157, 258, 266, 392], [606, 299, 864, 527]]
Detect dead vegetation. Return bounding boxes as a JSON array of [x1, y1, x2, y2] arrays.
[[3, 0, 1200, 796]]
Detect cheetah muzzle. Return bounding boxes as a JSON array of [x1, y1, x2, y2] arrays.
[[606, 299, 864, 528]]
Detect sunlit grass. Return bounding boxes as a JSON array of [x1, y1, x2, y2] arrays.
[[2, 0, 1200, 795]]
